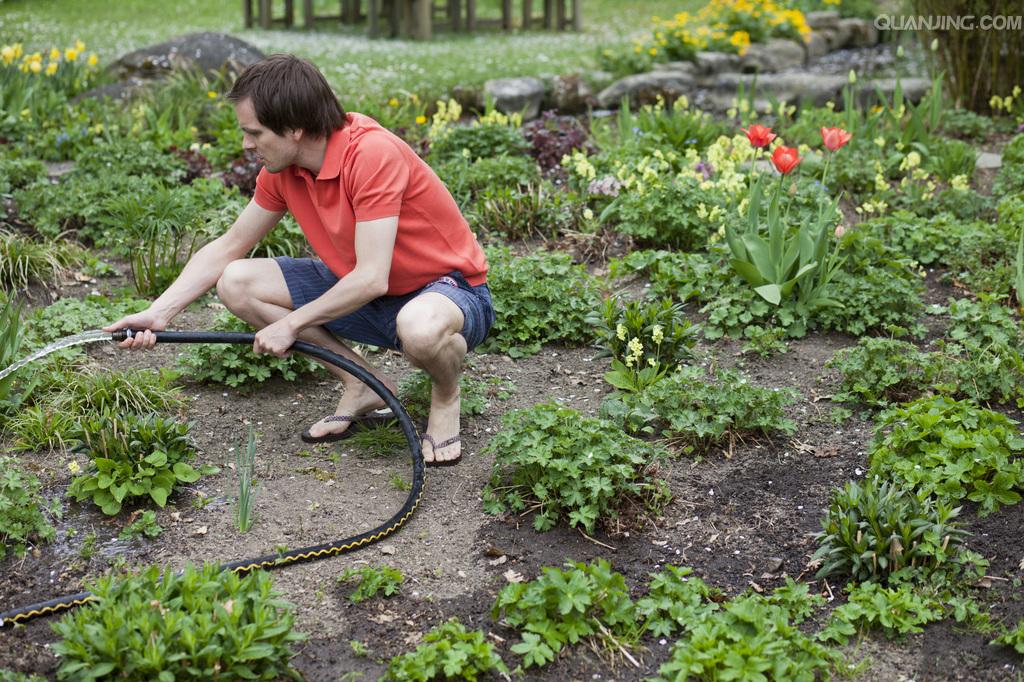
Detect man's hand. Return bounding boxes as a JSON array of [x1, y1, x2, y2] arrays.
[[254, 318, 298, 358], [103, 309, 170, 350]]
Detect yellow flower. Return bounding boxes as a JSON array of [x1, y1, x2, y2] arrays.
[[29, 60, 41, 74], [65, 48, 79, 61], [50, 47, 61, 61], [1, 45, 14, 65], [87, 53, 98, 67], [648, 47, 658, 56], [388, 97, 399, 107], [68, 460, 81, 475], [1004, 96, 1013, 110], [1014, 86, 1022, 98], [652, 324, 664, 345], [415, 114, 427, 124], [207, 90, 217, 99], [874, 136, 886, 148], [616, 323, 627, 341], [990, 95, 1003, 111], [75, 39, 86, 52], [45, 62, 58, 76], [583, 208, 594, 221]]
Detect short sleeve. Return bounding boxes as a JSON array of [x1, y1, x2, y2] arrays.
[[254, 168, 288, 212], [346, 133, 409, 222]]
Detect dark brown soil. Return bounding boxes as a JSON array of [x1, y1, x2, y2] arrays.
[[1, 266, 1023, 681]]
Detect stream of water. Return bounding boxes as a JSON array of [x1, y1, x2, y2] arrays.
[[0, 329, 112, 382]]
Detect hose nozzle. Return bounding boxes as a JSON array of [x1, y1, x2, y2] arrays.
[[111, 329, 134, 342]]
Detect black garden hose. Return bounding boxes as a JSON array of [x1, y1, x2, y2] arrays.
[[0, 330, 425, 629]]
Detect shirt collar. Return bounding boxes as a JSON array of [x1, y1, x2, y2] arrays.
[[293, 114, 352, 182]]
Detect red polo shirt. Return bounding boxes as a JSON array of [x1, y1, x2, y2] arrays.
[[253, 112, 487, 296]]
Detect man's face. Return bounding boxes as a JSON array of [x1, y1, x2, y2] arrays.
[[235, 98, 298, 173]]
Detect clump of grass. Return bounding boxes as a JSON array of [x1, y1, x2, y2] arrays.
[[0, 230, 77, 293], [235, 425, 257, 533]]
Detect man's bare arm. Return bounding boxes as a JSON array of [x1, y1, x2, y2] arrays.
[[105, 199, 285, 347]]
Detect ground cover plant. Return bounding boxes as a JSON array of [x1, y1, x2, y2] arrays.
[[4, 4, 1024, 680]]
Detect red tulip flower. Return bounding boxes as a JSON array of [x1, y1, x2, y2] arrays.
[[743, 124, 777, 148], [770, 145, 802, 175], [820, 126, 852, 151]]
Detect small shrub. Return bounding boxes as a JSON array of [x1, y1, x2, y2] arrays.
[[428, 118, 529, 165], [652, 590, 835, 682], [591, 296, 699, 393], [397, 368, 513, 421], [636, 565, 720, 638], [869, 395, 1024, 516], [827, 337, 939, 407], [482, 403, 669, 532], [481, 247, 601, 357], [468, 182, 580, 241], [812, 477, 967, 583], [0, 456, 59, 559], [0, 157, 47, 194], [51, 563, 306, 681], [72, 137, 187, 184], [0, 230, 76, 293], [601, 366, 797, 455], [819, 581, 944, 644], [940, 109, 996, 140], [118, 510, 163, 541], [177, 311, 320, 388], [522, 111, 591, 173], [492, 559, 638, 668], [338, 565, 404, 604], [0, 293, 38, 419], [600, 177, 723, 251], [54, 366, 184, 416], [68, 412, 204, 515], [434, 154, 540, 206], [28, 295, 149, 345], [924, 137, 977, 181], [383, 618, 508, 681], [992, 620, 1024, 655]]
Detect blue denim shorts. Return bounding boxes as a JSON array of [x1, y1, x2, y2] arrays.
[[274, 257, 495, 352]]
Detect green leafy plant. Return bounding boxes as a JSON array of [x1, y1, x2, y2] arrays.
[[600, 177, 724, 251], [51, 563, 306, 681], [601, 365, 797, 455], [338, 565, 404, 604], [397, 368, 512, 422], [0, 229, 76, 293], [67, 412, 205, 515], [177, 311, 320, 388], [235, 424, 257, 533], [741, 324, 788, 357], [826, 337, 939, 408], [434, 154, 540, 207], [992, 620, 1024, 654], [0, 292, 39, 419], [0, 156, 46, 194], [591, 296, 699, 393], [723, 165, 844, 320], [819, 581, 944, 644], [636, 565, 720, 638], [467, 181, 582, 241], [428, 113, 529, 165], [480, 247, 601, 357], [118, 510, 163, 541], [652, 588, 835, 681], [482, 403, 669, 533], [28, 294, 149, 344], [382, 618, 508, 681], [0, 456, 59, 559], [812, 477, 967, 583], [492, 559, 639, 669], [869, 396, 1024, 516]]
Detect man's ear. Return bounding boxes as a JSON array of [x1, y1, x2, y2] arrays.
[[287, 128, 304, 142]]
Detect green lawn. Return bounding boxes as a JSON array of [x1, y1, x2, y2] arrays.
[[0, 0, 700, 105]]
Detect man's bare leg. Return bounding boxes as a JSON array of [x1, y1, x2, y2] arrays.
[[216, 259, 398, 438], [396, 292, 467, 464]]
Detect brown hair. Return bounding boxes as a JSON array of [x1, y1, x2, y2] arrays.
[[227, 54, 345, 138]]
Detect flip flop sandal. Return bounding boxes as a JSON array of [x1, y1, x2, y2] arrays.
[[300, 409, 395, 444], [422, 433, 461, 467]]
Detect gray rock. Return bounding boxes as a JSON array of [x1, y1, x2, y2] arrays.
[[831, 19, 854, 49], [805, 10, 840, 31], [740, 39, 805, 73], [694, 51, 741, 76], [976, 152, 1002, 169], [112, 32, 265, 79], [483, 76, 546, 120], [806, 32, 830, 60], [840, 18, 879, 47], [651, 61, 698, 77], [710, 72, 846, 108], [597, 71, 695, 108], [856, 78, 931, 108], [548, 74, 594, 114]]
